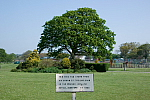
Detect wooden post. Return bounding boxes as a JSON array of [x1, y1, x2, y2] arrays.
[[72, 92, 76, 100]]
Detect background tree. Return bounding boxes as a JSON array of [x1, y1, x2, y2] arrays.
[[38, 8, 116, 60], [39, 53, 49, 59], [119, 42, 140, 60], [137, 43, 150, 59], [0, 48, 7, 62], [112, 54, 121, 59], [6, 53, 16, 63], [21, 50, 32, 61]]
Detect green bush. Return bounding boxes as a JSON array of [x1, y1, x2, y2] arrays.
[[22, 69, 28, 72], [27, 67, 41, 73], [10, 69, 19, 72], [85, 63, 110, 72], [39, 59, 55, 68], [61, 69, 68, 73], [16, 62, 33, 69], [53, 61, 62, 69], [67, 69, 74, 73], [92, 69, 97, 72], [71, 58, 85, 70], [77, 68, 92, 73], [61, 69, 74, 73], [40, 67, 61, 73], [61, 58, 71, 69]]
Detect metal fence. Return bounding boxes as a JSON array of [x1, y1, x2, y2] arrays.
[[111, 63, 150, 68], [111, 59, 150, 68]]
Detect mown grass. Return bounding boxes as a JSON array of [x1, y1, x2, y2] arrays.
[[0, 63, 150, 100]]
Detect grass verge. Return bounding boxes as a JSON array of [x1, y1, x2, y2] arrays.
[[0, 63, 150, 100]]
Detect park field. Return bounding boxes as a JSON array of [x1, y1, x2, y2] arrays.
[[0, 63, 150, 100]]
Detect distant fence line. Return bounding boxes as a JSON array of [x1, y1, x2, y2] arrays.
[[111, 63, 150, 68], [111, 59, 150, 68]]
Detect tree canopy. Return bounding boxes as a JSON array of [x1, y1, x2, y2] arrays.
[[38, 8, 116, 59], [119, 42, 140, 59], [137, 43, 150, 59], [0, 48, 7, 62]]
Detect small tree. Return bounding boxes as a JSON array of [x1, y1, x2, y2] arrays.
[[26, 50, 40, 67], [61, 58, 71, 69], [16, 50, 40, 69]]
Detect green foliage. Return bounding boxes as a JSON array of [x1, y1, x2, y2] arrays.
[[56, 53, 70, 59], [38, 7, 116, 59], [61, 69, 68, 73], [112, 54, 121, 59], [53, 61, 62, 69], [85, 63, 110, 72], [16, 50, 40, 69], [0, 48, 7, 62], [61, 69, 74, 73], [77, 68, 92, 73], [61, 58, 71, 69], [137, 43, 150, 59], [40, 67, 62, 73], [26, 49, 40, 66], [10, 68, 19, 72], [39, 59, 54, 68], [26, 67, 41, 73], [6, 53, 16, 62], [16, 62, 28, 69], [71, 58, 85, 70], [0, 49, 16, 63], [120, 42, 140, 59]]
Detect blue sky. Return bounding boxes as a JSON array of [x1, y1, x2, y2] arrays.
[[0, 0, 150, 54]]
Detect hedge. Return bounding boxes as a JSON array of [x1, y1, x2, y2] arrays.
[[85, 63, 110, 72]]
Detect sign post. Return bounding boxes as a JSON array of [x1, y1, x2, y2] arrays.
[[72, 92, 76, 100], [56, 74, 94, 99]]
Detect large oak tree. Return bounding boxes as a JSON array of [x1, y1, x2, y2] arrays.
[[38, 8, 116, 59]]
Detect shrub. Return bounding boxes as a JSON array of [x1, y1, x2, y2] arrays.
[[70, 58, 85, 70], [85, 63, 110, 72], [92, 69, 97, 72], [22, 69, 28, 72], [53, 61, 62, 69], [16, 50, 40, 70], [16, 62, 29, 69], [40, 67, 61, 73], [61, 58, 71, 69], [77, 68, 92, 73], [61, 69, 74, 73], [11, 69, 19, 72], [27, 67, 41, 73], [67, 69, 74, 73], [39, 59, 55, 68], [61, 69, 68, 73]]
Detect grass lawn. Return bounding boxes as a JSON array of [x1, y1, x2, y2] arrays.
[[0, 63, 150, 100]]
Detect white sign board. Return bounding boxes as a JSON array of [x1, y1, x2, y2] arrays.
[[56, 74, 94, 92]]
